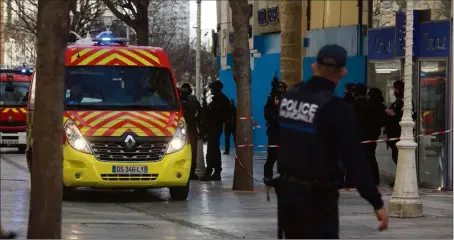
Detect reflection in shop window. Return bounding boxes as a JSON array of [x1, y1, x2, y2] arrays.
[[418, 61, 447, 188]]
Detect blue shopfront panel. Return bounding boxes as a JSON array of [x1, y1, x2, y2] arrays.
[[418, 21, 451, 58], [368, 27, 396, 60], [303, 56, 367, 97], [218, 53, 281, 149]]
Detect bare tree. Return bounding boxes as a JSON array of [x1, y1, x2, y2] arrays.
[[26, 0, 69, 238], [3, 0, 104, 36], [102, 0, 151, 45], [229, 0, 253, 191]]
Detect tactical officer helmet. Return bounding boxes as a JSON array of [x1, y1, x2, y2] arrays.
[[208, 80, 223, 91], [277, 81, 287, 91], [180, 82, 192, 95], [393, 80, 404, 91], [367, 87, 385, 103], [344, 83, 355, 92], [353, 83, 367, 96]]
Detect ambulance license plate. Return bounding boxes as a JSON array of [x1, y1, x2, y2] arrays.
[[1, 140, 19, 145], [112, 166, 148, 174]]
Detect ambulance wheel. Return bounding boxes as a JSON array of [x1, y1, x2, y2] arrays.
[[169, 182, 189, 201], [63, 186, 76, 201], [18, 145, 26, 154]]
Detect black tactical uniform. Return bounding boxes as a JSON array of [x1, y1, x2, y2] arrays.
[[365, 87, 388, 185], [200, 81, 230, 181], [180, 83, 201, 180], [276, 45, 384, 238], [385, 80, 416, 187], [343, 83, 355, 105], [223, 99, 237, 154], [264, 80, 287, 180]]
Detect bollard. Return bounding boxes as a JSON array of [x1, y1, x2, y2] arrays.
[[195, 138, 206, 177]]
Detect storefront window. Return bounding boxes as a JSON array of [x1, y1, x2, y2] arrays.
[[418, 61, 448, 188], [368, 60, 402, 106], [368, 60, 403, 180]]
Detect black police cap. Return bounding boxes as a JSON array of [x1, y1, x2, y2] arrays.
[[180, 82, 192, 94], [353, 83, 368, 95], [209, 80, 223, 90], [316, 44, 348, 68], [393, 80, 404, 90]]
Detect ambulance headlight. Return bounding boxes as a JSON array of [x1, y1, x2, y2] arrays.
[[166, 120, 187, 154], [64, 119, 92, 154]]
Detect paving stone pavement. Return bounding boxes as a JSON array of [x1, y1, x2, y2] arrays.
[[1, 148, 452, 239]]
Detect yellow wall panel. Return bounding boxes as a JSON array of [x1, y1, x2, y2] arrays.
[[310, 0, 326, 29], [340, 0, 358, 26], [324, 1, 342, 27]]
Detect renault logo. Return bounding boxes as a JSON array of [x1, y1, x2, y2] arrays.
[[124, 135, 136, 149], [8, 116, 12, 121]]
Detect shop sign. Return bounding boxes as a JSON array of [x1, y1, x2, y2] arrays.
[[419, 21, 451, 58], [368, 27, 396, 60]]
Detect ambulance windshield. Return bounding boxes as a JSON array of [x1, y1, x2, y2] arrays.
[[0, 77, 30, 106], [64, 66, 179, 111]]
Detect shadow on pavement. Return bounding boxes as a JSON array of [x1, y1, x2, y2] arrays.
[[65, 188, 169, 203]]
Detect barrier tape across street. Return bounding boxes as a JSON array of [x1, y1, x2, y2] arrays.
[[233, 116, 453, 191]]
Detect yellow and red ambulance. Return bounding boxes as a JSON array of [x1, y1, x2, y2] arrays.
[[0, 68, 33, 152], [26, 35, 192, 200]]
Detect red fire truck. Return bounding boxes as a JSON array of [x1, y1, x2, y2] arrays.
[[0, 68, 33, 152]]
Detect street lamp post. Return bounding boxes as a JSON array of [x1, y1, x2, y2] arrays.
[[387, 0, 424, 218], [195, 0, 206, 178]]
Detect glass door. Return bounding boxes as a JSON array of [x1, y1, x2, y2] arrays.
[[418, 60, 448, 188]]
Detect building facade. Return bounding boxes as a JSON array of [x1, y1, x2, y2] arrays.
[[0, 0, 36, 68], [151, 0, 190, 46], [215, 0, 452, 189]]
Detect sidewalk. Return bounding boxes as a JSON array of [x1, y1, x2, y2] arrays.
[[1, 149, 453, 239]]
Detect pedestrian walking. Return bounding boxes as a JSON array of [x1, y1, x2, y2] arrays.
[[275, 44, 388, 238]]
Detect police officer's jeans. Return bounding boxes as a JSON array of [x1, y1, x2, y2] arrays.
[[188, 130, 198, 176], [264, 131, 279, 179], [278, 183, 339, 239], [206, 128, 223, 173]]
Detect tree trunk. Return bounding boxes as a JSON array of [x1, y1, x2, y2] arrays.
[[229, 0, 253, 191], [26, 0, 69, 238], [280, 0, 302, 88], [135, 21, 149, 46]]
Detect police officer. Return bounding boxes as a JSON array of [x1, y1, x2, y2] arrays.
[[343, 83, 355, 105], [384, 80, 415, 187], [263, 80, 287, 182], [223, 99, 237, 155], [180, 83, 201, 180], [200, 80, 230, 181], [276, 45, 388, 238]]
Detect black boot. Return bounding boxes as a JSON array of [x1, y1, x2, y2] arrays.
[[1, 230, 17, 239], [200, 169, 213, 181], [211, 168, 222, 181], [189, 173, 199, 180]]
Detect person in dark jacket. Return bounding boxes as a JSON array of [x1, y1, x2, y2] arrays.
[[200, 81, 231, 181], [343, 83, 370, 188], [366, 87, 388, 185], [343, 83, 355, 105], [180, 83, 202, 180], [384, 80, 416, 187], [223, 99, 237, 155], [263, 80, 287, 181], [275, 44, 388, 238]]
